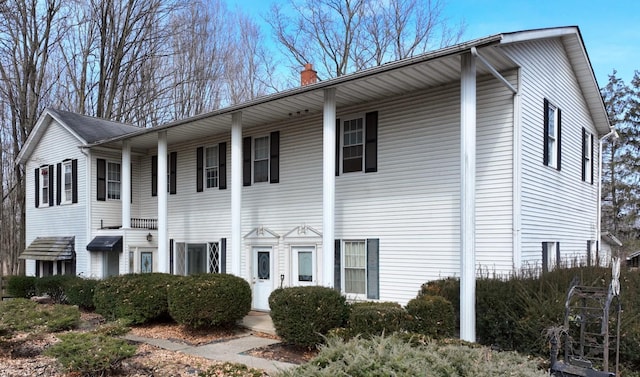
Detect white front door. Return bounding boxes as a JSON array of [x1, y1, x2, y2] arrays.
[[292, 246, 316, 286], [252, 247, 273, 310]]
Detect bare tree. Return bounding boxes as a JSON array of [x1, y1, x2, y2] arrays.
[[267, 0, 465, 79]]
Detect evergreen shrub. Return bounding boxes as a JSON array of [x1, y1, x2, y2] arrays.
[[64, 277, 99, 310], [167, 273, 251, 328], [405, 295, 454, 339], [347, 301, 410, 338], [6, 275, 37, 298], [269, 286, 348, 347], [35, 275, 76, 304]]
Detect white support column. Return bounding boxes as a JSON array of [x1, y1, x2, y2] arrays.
[[121, 140, 131, 229], [460, 52, 477, 342], [322, 88, 336, 287], [231, 112, 243, 277], [157, 131, 168, 273]]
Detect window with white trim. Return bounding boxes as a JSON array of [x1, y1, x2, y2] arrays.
[[254, 136, 269, 183], [542, 241, 559, 273], [175, 242, 220, 275], [205, 145, 219, 188], [342, 117, 364, 173], [107, 162, 121, 200], [583, 130, 593, 183], [62, 161, 73, 203], [343, 240, 366, 294], [546, 104, 558, 168], [41, 166, 50, 205]]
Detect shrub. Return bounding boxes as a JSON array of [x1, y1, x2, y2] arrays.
[[93, 318, 132, 337], [269, 286, 348, 347], [45, 332, 137, 375], [405, 295, 455, 339], [274, 334, 547, 377], [347, 301, 410, 338], [94, 273, 177, 324], [6, 275, 37, 298], [198, 362, 264, 377], [0, 298, 80, 335], [64, 277, 99, 310], [35, 275, 76, 304], [168, 273, 251, 329]]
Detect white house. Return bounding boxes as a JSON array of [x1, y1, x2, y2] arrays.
[[17, 26, 611, 341]]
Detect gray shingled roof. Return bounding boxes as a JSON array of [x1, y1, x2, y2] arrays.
[[48, 108, 141, 143]]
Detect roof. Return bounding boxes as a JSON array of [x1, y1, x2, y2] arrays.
[[86, 26, 609, 153], [19, 237, 75, 261], [16, 108, 140, 164]]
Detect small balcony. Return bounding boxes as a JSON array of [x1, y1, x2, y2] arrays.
[[100, 218, 157, 230]]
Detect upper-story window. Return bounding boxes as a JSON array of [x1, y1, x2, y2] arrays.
[[205, 146, 219, 188], [107, 162, 121, 200], [543, 99, 561, 170], [62, 161, 73, 203], [582, 128, 593, 184], [254, 136, 270, 183], [336, 111, 378, 175], [343, 118, 364, 173], [243, 132, 279, 186], [41, 166, 50, 205], [197, 143, 226, 192]]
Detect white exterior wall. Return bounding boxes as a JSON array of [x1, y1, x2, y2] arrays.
[[24, 119, 89, 275], [503, 39, 599, 268]]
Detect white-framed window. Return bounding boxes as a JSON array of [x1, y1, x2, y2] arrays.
[[62, 161, 73, 203], [343, 240, 366, 294], [40, 166, 50, 205], [542, 241, 559, 273], [205, 145, 219, 188], [544, 99, 561, 169], [342, 117, 364, 173], [254, 136, 269, 183], [583, 129, 593, 183], [175, 242, 220, 275], [107, 162, 121, 200]]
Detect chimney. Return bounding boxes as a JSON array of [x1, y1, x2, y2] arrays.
[[300, 63, 317, 86]]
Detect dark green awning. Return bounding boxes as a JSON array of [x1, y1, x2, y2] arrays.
[[87, 236, 122, 252], [19, 237, 75, 261]]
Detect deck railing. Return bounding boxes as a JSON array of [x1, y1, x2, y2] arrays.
[[100, 218, 157, 230]]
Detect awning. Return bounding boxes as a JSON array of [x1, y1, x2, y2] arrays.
[[87, 236, 122, 252], [19, 237, 75, 261]]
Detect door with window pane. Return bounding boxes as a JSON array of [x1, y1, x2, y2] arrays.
[[252, 247, 272, 310], [292, 246, 315, 286]]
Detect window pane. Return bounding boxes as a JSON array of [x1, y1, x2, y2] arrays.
[[298, 251, 313, 282], [208, 242, 220, 273], [42, 168, 49, 204], [205, 146, 218, 167], [187, 244, 207, 275], [107, 162, 121, 200], [258, 251, 270, 279], [141, 252, 153, 273], [206, 168, 218, 188], [255, 137, 269, 159], [64, 163, 72, 200], [254, 160, 268, 182], [344, 241, 366, 294]]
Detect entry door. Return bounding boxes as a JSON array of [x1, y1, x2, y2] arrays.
[[252, 247, 273, 310], [292, 246, 316, 286]]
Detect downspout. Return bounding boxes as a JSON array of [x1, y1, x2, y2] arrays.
[[597, 127, 618, 263]]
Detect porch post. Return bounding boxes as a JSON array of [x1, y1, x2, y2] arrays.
[[121, 140, 131, 229], [157, 131, 168, 273], [322, 88, 336, 287], [460, 52, 477, 342], [231, 112, 242, 277]]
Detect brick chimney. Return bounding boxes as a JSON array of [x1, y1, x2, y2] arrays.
[[300, 63, 317, 86]]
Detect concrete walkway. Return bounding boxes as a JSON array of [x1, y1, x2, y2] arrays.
[[123, 312, 298, 375]]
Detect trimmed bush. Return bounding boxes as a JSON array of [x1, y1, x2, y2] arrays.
[[347, 301, 410, 338], [269, 286, 348, 347], [45, 332, 137, 375], [167, 273, 251, 329], [0, 298, 80, 335], [6, 275, 37, 298], [405, 295, 455, 339], [64, 277, 99, 310], [35, 275, 76, 304], [94, 273, 177, 324]]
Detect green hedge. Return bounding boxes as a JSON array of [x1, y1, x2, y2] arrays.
[[64, 277, 99, 310], [167, 273, 251, 329], [347, 301, 410, 338], [94, 273, 177, 324], [269, 286, 348, 347], [34, 275, 77, 304], [405, 295, 454, 339], [6, 275, 37, 298]]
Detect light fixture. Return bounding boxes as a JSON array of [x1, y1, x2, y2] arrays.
[[146, 233, 152, 242]]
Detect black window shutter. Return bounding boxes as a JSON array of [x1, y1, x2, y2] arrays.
[[151, 155, 157, 197], [48, 165, 54, 206], [220, 238, 227, 273], [169, 239, 174, 274], [34, 168, 40, 208], [169, 152, 177, 195], [130, 163, 133, 204], [543, 99, 549, 166], [365, 111, 378, 173], [196, 147, 203, 192], [56, 163, 62, 205], [556, 243, 561, 268], [335, 119, 340, 176], [587, 240, 592, 267], [366, 238, 380, 299], [72, 159, 78, 203], [243, 136, 252, 186], [556, 108, 562, 171], [97, 158, 106, 201], [334, 240, 341, 291], [270, 131, 280, 183], [542, 243, 548, 273], [581, 128, 586, 181], [590, 133, 594, 184], [219, 142, 227, 190]]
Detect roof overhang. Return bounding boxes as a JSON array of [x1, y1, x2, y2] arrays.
[[87, 236, 123, 252], [19, 237, 75, 261]]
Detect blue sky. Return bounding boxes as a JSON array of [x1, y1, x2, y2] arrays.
[[230, 0, 639, 88]]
